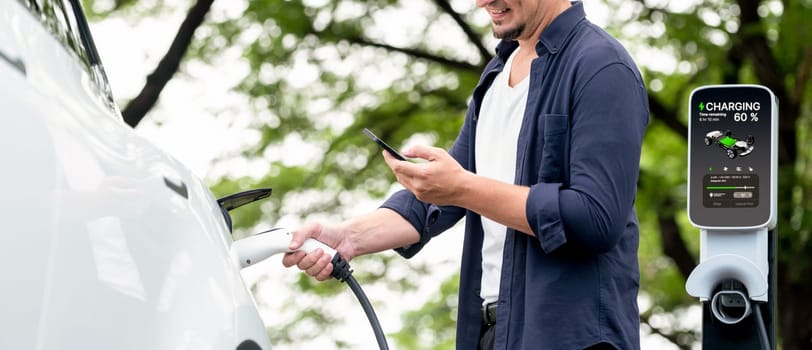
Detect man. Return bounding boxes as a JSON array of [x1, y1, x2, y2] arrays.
[[283, 0, 649, 349]]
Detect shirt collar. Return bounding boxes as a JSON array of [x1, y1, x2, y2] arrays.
[[494, 1, 586, 61]]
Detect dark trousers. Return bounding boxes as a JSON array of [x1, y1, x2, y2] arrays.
[[478, 324, 617, 350], [478, 324, 495, 350]]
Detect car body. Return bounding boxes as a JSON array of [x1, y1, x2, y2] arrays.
[[704, 130, 755, 159], [0, 1, 271, 349]]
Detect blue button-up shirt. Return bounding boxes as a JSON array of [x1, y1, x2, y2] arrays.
[[382, 2, 648, 349]]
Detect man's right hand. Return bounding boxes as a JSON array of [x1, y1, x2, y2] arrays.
[[282, 209, 421, 281], [282, 221, 354, 281]]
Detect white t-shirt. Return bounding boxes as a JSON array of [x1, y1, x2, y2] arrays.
[[475, 50, 529, 306]]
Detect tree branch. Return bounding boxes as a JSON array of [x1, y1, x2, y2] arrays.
[[793, 47, 812, 103], [657, 197, 696, 279], [648, 94, 687, 139], [429, 0, 492, 62], [121, 0, 214, 127], [736, 0, 797, 164], [722, 42, 744, 84], [345, 35, 482, 74], [737, 0, 786, 94]]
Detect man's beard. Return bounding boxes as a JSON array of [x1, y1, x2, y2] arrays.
[[493, 23, 525, 40]]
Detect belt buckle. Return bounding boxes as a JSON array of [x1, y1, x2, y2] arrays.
[[482, 302, 496, 326]]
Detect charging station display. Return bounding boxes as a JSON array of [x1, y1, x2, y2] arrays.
[[688, 86, 775, 228]]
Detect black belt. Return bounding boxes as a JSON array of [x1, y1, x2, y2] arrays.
[[481, 302, 497, 326]]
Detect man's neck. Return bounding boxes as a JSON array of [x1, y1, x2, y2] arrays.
[[507, 47, 535, 87], [515, 0, 571, 49], [507, 1, 572, 86]]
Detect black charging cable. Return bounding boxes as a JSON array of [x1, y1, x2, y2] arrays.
[[713, 279, 771, 350], [752, 303, 770, 350], [329, 255, 390, 350]]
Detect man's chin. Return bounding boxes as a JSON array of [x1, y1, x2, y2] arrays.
[[493, 26, 524, 40]]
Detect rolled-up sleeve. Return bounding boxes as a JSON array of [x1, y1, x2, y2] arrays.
[[526, 182, 567, 252], [381, 190, 440, 258], [526, 62, 648, 255]]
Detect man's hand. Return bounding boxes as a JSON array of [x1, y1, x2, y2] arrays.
[[282, 222, 355, 281], [385, 145, 534, 234], [383, 145, 472, 206]]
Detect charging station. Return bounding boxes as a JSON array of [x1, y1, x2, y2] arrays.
[[685, 85, 777, 349]]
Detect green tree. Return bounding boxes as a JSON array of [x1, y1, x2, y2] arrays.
[[92, 0, 812, 348], [622, 1, 812, 349]]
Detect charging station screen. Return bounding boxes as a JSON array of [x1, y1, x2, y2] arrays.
[[688, 86, 773, 228]]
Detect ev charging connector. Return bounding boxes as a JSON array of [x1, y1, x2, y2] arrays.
[[230, 228, 390, 350], [217, 189, 388, 349], [685, 85, 777, 349]]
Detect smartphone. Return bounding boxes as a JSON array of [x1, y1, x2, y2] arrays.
[[362, 128, 407, 161]]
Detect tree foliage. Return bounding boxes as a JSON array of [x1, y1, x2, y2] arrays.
[[97, 0, 812, 348]]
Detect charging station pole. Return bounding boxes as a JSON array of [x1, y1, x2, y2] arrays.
[[685, 85, 777, 349]]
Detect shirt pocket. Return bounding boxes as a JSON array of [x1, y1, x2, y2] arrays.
[[539, 114, 569, 183]]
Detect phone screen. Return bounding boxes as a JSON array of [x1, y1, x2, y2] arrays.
[[362, 128, 407, 161]]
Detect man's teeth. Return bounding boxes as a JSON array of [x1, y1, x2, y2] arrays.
[[491, 8, 509, 14]]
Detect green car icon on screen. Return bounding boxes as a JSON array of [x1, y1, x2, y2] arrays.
[[705, 130, 755, 159]]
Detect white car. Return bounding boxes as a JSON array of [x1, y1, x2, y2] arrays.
[[704, 130, 755, 159], [1, 0, 273, 348]]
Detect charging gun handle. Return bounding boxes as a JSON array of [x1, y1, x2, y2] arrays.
[[230, 228, 384, 349], [231, 228, 337, 269]]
